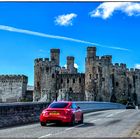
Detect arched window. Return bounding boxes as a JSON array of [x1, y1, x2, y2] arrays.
[[69, 87, 72, 91], [67, 79, 69, 83], [46, 67, 49, 72], [89, 74, 92, 79], [79, 78, 81, 83], [52, 73, 55, 78], [116, 82, 119, 87], [73, 79, 75, 83]]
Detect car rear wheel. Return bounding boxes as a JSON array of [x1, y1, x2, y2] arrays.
[[79, 113, 83, 124], [69, 115, 75, 126], [40, 122, 46, 126]]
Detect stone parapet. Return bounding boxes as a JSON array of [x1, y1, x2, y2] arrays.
[[0, 102, 50, 128]]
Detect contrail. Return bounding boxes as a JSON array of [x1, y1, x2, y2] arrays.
[[0, 25, 129, 51]]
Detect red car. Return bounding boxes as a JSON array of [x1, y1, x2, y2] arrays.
[[40, 101, 83, 126]]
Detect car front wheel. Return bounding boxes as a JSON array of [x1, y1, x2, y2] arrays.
[[69, 115, 75, 126], [79, 113, 83, 124], [40, 122, 46, 126]]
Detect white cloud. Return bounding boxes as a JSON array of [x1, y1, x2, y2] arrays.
[[74, 63, 78, 69], [64, 63, 78, 69], [134, 64, 140, 69], [90, 2, 140, 19], [0, 24, 129, 51], [55, 13, 77, 26]]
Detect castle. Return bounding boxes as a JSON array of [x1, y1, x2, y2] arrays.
[[34, 46, 140, 105]]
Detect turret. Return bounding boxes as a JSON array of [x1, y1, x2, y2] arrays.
[[51, 49, 60, 66], [67, 56, 74, 73], [87, 47, 96, 59]]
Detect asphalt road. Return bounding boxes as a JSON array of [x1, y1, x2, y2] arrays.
[[0, 109, 140, 138]]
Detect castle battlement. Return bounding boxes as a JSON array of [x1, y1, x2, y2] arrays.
[[135, 68, 140, 73], [120, 63, 127, 69], [50, 48, 60, 53], [0, 75, 28, 83], [114, 63, 127, 69], [34, 58, 50, 63], [100, 55, 112, 63], [67, 56, 74, 60], [130, 68, 134, 72]]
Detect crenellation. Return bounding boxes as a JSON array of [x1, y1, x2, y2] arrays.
[[96, 56, 99, 60], [115, 63, 119, 67], [44, 58, 49, 62], [130, 68, 134, 72], [100, 55, 112, 64], [135, 69, 140, 73], [87, 46, 96, 58]]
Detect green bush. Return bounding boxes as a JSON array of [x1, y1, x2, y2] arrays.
[[20, 98, 31, 102], [117, 99, 127, 105]]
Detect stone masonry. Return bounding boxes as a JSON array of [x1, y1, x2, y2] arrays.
[[0, 75, 28, 102], [34, 46, 140, 105], [34, 48, 85, 102]]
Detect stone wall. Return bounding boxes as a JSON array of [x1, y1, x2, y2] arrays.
[[0, 75, 28, 102], [0, 102, 50, 128], [57, 73, 85, 101]]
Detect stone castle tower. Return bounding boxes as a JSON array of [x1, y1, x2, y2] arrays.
[[34, 46, 140, 105], [34, 49, 61, 102], [0, 75, 28, 102], [85, 47, 112, 101]]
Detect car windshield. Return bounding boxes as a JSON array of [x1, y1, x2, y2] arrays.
[[49, 102, 69, 108]]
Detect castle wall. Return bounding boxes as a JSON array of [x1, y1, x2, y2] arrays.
[[111, 64, 128, 103], [135, 69, 140, 105], [58, 74, 85, 101], [0, 75, 28, 102], [100, 56, 113, 102]]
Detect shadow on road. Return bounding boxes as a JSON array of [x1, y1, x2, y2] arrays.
[[104, 119, 122, 126], [44, 123, 71, 127], [77, 122, 95, 128], [42, 122, 95, 128]]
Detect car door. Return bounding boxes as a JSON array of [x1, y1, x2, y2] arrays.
[[75, 104, 81, 121], [71, 103, 79, 122]]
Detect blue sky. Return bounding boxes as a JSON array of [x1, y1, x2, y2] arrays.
[[0, 2, 140, 85]]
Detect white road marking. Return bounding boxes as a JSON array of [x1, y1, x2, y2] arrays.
[[46, 123, 55, 126], [90, 119, 101, 123], [39, 133, 52, 139], [106, 110, 126, 118], [106, 114, 114, 118]]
